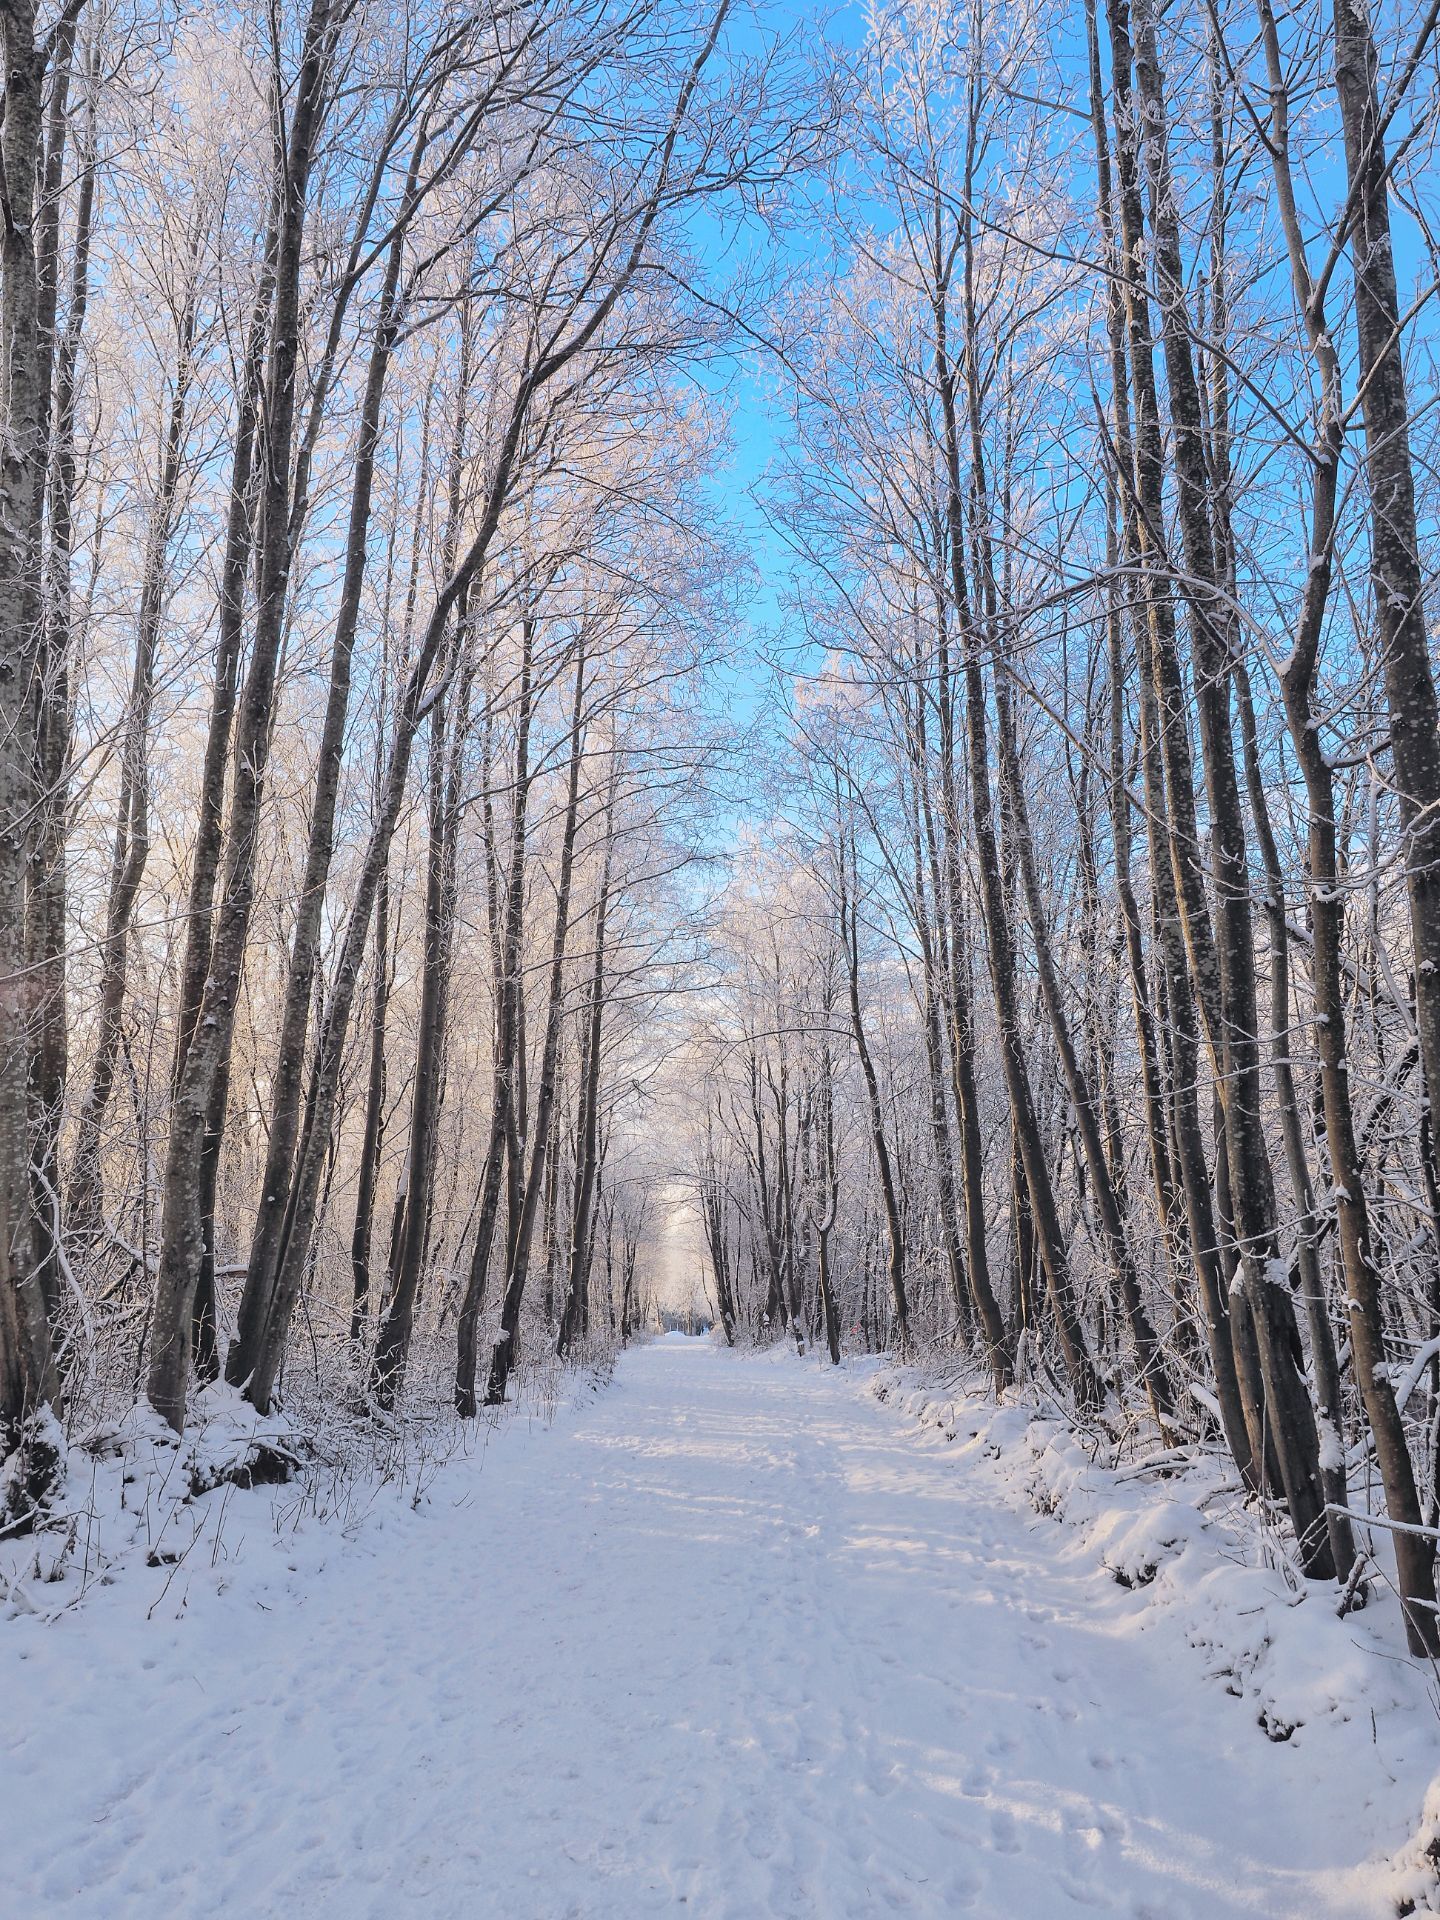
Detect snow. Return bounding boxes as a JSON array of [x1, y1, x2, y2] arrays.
[[1393, 1337, 1440, 1417], [1317, 1413, 1345, 1474], [5, 1338, 1440, 1917]]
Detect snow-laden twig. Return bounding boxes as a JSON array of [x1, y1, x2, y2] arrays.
[[1392, 1339, 1440, 1419], [1328, 1502, 1440, 1548]]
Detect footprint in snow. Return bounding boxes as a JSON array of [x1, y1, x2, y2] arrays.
[[943, 1868, 984, 1909], [930, 1812, 981, 1844], [989, 1807, 1021, 1853], [1029, 1692, 1081, 1723], [1062, 1803, 1112, 1857], [1057, 1869, 1121, 1910]]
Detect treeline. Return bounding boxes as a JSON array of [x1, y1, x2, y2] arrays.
[[687, 0, 1440, 1655], [0, 0, 810, 1516]]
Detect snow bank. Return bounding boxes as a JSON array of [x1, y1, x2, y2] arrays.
[[871, 1366, 1440, 1915], [0, 1355, 613, 1626]]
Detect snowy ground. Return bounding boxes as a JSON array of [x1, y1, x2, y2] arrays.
[[5, 1337, 1440, 1918]]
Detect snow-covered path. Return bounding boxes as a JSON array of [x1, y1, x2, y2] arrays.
[[3, 1339, 1417, 1917]]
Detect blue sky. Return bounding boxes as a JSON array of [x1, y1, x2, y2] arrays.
[[688, 1, 867, 732]]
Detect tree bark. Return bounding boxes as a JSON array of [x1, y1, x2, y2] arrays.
[[69, 237, 201, 1238], [349, 871, 391, 1346], [28, 25, 94, 1322], [997, 669, 1173, 1427], [371, 614, 472, 1406], [0, 0, 63, 1469], [230, 218, 408, 1388], [1122, 0, 1329, 1569], [150, 0, 345, 1428], [455, 619, 536, 1415], [837, 813, 910, 1350], [1252, 0, 1431, 1635], [557, 756, 618, 1360], [935, 166, 1098, 1406], [484, 637, 589, 1404], [1332, 0, 1440, 1303]]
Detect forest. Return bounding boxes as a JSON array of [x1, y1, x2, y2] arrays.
[[690, 0, 1440, 1658], [7, 0, 1440, 1907]]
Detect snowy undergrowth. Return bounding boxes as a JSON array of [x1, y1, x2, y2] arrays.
[[0, 1346, 615, 1629], [869, 1361, 1440, 1916]]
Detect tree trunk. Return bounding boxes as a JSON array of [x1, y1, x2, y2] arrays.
[[150, 0, 342, 1429], [28, 30, 95, 1322], [998, 667, 1173, 1427], [456, 620, 536, 1415], [484, 638, 589, 1404], [1122, 0, 1329, 1569], [558, 757, 618, 1359], [0, 0, 63, 1474], [69, 246, 200, 1238], [1333, 0, 1440, 1305], [348, 871, 391, 1346], [372, 597, 474, 1407], [838, 814, 910, 1350], [934, 191, 1098, 1405], [1253, 0, 1431, 1635], [230, 219, 408, 1388]]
